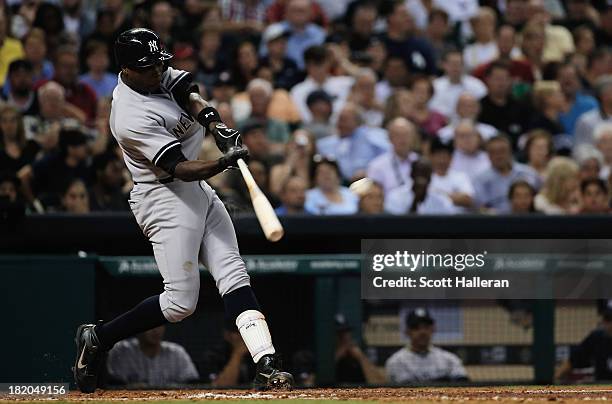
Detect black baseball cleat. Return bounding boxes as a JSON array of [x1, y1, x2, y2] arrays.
[[253, 354, 294, 390], [73, 324, 105, 393]]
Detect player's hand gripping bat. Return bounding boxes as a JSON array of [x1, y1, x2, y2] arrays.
[[237, 158, 284, 242]]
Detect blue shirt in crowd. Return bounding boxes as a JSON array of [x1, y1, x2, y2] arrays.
[[79, 72, 118, 99], [316, 126, 391, 181], [473, 162, 542, 213], [560, 93, 598, 135], [304, 187, 359, 215], [278, 22, 326, 70]]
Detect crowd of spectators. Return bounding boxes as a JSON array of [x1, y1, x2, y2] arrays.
[[0, 0, 611, 216]]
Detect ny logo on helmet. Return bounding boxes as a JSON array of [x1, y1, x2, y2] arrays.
[[148, 40, 159, 52]]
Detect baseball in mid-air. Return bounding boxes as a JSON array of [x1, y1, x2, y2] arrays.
[[349, 177, 374, 196]]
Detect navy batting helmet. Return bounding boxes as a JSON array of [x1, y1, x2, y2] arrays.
[[114, 28, 173, 69]]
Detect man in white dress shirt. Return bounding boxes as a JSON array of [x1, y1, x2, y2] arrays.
[[366, 118, 420, 194], [437, 93, 497, 144], [429, 49, 487, 119]]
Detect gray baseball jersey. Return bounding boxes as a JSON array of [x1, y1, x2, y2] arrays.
[[110, 67, 251, 323]]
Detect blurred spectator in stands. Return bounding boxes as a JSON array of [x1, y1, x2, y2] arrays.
[[219, 0, 266, 34], [29, 129, 90, 209], [524, 130, 554, 180], [0, 171, 19, 204], [367, 118, 419, 195], [574, 144, 605, 181], [258, 23, 300, 91], [386, 308, 468, 383], [594, 123, 612, 179], [556, 309, 612, 382], [231, 41, 259, 92], [291, 45, 354, 123], [89, 153, 128, 212], [210, 72, 237, 106], [275, 175, 307, 216], [529, 0, 575, 64], [408, 75, 447, 138], [575, 76, 612, 147], [429, 49, 487, 120], [0, 104, 39, 173], [448, 120, 491, 183], [382, 89, 415, 128], [79, 41, 117, 99], [509, 180, 537, 213], [503, 0, 529, 31], [425, 8, 455, 68], [270, 129, 314, 196], [58, 177, 89, 214], [463, 7, 497, 73], [560, 0, 599, 32], [528, 81, 570, 154], [21, 28, 54, 84], [317, 102, 390, 182], [0, 171, 26, 219], [583, 49, 612, 93], [270, 0, 326, 70], [195, 27, 226, 92], [348, 69, 384, 128], [580, 178, 610, 213], [479, 61, 531, 148], [385, 158, 455, 215], [239, 79, 290, 149], [335, 313, 386, 384], [534, 156, 581, 214], [375, 56, 409, 106], [474, 135, 541, 213], [171, 44, 197, 75], [429, 138, 475, 213], [380, 1, 436, 75], [344, 1, 378, 53], [149, 0, 176, 51], [303, 90, 334, 139], [0, 12, 25, 87], [472, 24, 534, 88], [2, 60, 39, 116], [23, 81, 85, 149], [596, 6, 612, 47], [358, 181, 385, 214], [239, 120, 276, 165], [107, 325, 199, 387], [519, 21, 546, 80], [61, 0, 95, 39], [438, 93, 497, 144], [556, 62, 599, 136], [572, 25, 596, 74], [32, 3, 66, 55], [48, 46, 97, 124], [304, 156, 358, 215]]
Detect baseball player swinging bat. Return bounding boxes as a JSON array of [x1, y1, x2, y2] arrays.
[[73, 28, 293, 394]]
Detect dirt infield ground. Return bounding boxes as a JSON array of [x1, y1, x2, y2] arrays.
[[2, 386, 612, 404]]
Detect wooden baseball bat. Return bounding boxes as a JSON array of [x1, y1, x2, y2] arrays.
[[237, 158, 284, 242]]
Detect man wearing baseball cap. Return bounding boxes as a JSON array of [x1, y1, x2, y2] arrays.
[[385, 308, 468, 384], [259, 23, 301, 90]]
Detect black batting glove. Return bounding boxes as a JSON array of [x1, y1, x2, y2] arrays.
[[218, 147, 249, 170], [211, 122, 243, 154]]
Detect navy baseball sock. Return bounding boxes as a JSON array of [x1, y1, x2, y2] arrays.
[[95, 294, 168, 350], [223, 286, 260, 328]]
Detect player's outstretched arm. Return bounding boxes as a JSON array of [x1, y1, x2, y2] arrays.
[[187, 93, 243, 153], [173, 148, 249, 182]]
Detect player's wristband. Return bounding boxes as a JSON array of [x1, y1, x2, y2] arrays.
[[197, 107, 222, 129]]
